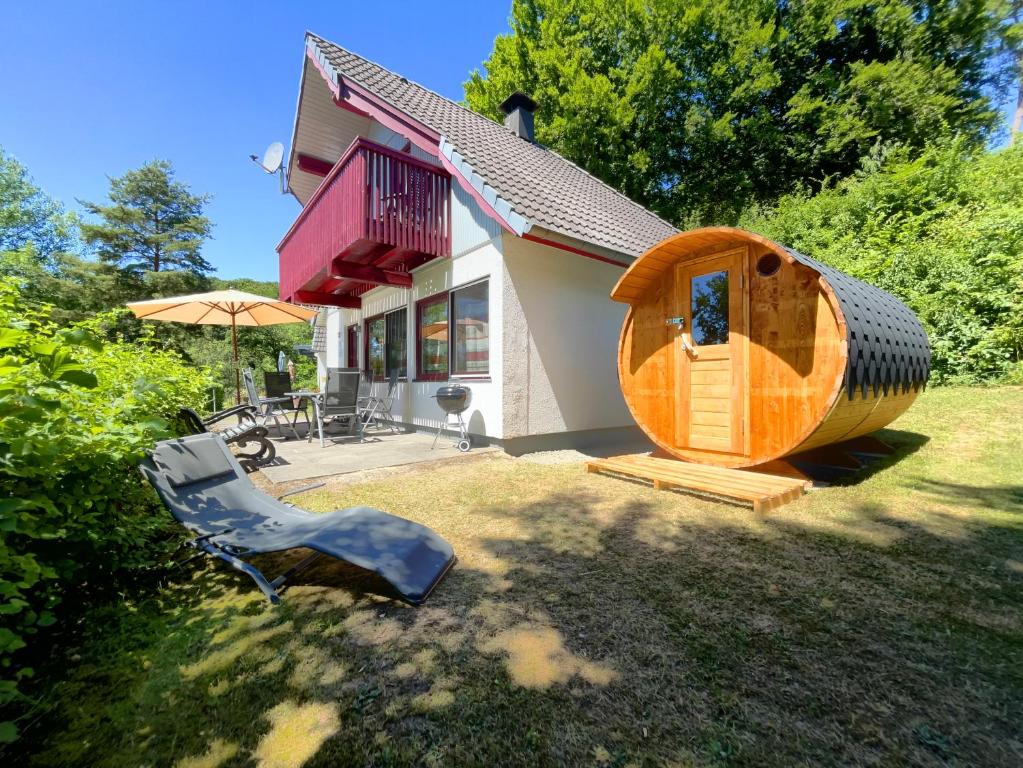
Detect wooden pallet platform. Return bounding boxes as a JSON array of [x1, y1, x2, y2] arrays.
[[586, 454, 812, 513]]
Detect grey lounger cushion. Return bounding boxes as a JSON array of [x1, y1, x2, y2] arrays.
[[142, 434, 455, 604]]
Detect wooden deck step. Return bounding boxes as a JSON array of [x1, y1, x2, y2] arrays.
[[586, 454, 810, 513]]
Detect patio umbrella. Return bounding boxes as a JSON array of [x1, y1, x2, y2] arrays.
[[126, 289, 319, 404]]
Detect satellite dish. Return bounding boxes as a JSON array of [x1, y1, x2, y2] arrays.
[[259, 142, 284, 174]]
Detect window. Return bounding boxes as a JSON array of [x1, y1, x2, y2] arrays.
[[415, 279, 489, 379], [452, 281, 489, 374], [346, 325, 359, 368], [386, 310, 407, 377], [690, 271, 729, 346], [417, 293, 449, 381], [364, 308, 406, 379]]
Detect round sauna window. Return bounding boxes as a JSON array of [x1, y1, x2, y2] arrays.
[[756, 253, 782, 277]]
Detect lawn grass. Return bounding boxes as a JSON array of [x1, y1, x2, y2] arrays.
[[9, 386, 1023, 767]]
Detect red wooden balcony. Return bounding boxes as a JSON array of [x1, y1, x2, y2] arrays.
[[278, 137, 451, 306]]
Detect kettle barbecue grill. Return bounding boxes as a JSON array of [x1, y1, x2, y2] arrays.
[[431, 384, 472, 452]]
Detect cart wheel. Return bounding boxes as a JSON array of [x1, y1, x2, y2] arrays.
[[457, 438, 472, 453]]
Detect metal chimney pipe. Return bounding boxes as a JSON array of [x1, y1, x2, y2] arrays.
[[499, 92, 538, 143]]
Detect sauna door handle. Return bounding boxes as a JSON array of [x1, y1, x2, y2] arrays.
[[680, 335, 699, 358]]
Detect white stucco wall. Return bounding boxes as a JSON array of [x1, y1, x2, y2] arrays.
[[323, 309, 342, 370], [500, 235, 634, 439], [317, 181, 505, 439]]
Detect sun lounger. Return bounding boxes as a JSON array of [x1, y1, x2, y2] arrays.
[[140, 433, 456, 604]]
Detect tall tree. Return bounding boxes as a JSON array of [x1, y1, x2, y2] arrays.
[[79, 160, 214, 275], [0, 147, 76, 266], [1002, 0, 1023, 138], [465, 0, 1014, 224]]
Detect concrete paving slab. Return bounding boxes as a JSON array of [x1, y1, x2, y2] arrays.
[[259, 426, 500, 484]]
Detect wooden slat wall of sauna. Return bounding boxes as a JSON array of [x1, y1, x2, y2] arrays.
[[794, 388, 919, 454], [620, 235, 847, 467], [615, 227, 925, 469], [746, 241, 846, 461], [618, 274, 675, 447], [617, 229, 847, 468]]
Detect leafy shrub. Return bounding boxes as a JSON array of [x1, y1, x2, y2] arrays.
[[743, 140, 1023, 383], [0, 278, 212, 740]]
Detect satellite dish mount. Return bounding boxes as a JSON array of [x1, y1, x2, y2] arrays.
[[249, 141, 287, 193]]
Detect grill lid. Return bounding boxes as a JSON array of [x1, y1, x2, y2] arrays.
[[433, 384, 471, 413]]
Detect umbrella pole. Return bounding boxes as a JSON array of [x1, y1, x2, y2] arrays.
[[231, 316, 241, 405]]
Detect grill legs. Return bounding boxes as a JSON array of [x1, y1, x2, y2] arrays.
[[432, 412, 471, 451]]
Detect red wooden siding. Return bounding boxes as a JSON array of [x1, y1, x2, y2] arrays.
[[278, 137, 451, 302]]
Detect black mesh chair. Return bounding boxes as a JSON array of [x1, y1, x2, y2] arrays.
[[312, 368, 364, 446], [243, 368, 290, 431], [264, 371, 308, 439]]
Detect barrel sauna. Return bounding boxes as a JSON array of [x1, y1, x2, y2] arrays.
[[613, 227, 930, 468]]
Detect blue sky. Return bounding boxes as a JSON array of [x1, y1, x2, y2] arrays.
[[0, 0, 511, 282], [2, 3, 1017, 283]]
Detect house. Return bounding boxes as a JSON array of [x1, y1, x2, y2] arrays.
[[277, 32, 677, 453]]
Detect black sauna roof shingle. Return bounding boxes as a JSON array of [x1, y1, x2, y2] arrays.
[[785, 248, 931, 399]]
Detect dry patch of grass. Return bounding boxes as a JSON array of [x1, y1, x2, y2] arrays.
[[252, 701, 340, 768], [11, 387, 1023, 767], [478, 624, 616, 689], [174, 738, 238, 768]]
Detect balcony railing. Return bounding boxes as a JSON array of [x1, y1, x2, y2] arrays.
[[278, 137, 451, 302]]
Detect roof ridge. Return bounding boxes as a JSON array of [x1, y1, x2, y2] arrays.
[[306, 32, 498, 132]]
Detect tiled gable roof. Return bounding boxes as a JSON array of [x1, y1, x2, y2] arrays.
[[307, 33, 678, 258]]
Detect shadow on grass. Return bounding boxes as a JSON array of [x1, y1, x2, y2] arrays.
[[913, 478, 1023, 513], [788, 428, 930, 486], [13, 465, 1023, 768]]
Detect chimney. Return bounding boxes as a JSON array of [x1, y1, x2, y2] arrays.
[[499, 92, 538, 142]]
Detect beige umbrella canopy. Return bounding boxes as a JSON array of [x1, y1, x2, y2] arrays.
[[126, 289, 319, 404]]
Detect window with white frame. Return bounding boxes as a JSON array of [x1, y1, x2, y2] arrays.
[[415, 279, 489, 379]]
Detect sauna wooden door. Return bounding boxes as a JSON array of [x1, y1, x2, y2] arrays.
[[673, 248, 749, 455]]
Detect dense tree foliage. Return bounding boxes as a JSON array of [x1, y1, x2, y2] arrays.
[[743, 140, 1023, 383], [79, 160, 214, 275], [0, 152, 314, 739], [0, 151, 310, 405], [466, 0, 1016, 224], [0, 280, 214, 741], [1004, 0, 1023, 135], [0, 149, 76, 267]]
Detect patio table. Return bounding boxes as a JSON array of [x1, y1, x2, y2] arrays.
[[285, 391, 362, 448], [285, 391, 325, 447]]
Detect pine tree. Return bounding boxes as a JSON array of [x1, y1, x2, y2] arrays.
[[79, 160, 213, 275]]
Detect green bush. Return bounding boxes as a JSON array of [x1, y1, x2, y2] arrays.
[[0, 278, 212, 741], [742, 140, 1023, 383]]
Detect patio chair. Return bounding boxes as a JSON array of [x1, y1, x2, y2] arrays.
[[140, 433, 456, 604], [356, 374, 375, 415], [243, 368, 299, 440], [366, 369, 400, 434], [177, 405, 275, 473], [316, 368, 365, 443], [264, 370, 309, 439]]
